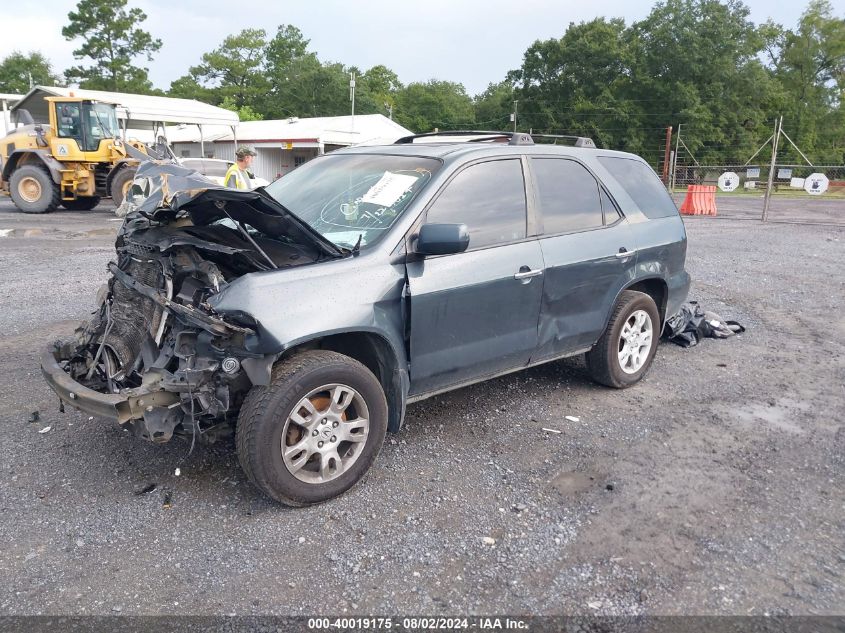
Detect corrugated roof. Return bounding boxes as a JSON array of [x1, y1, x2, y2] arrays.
[[167, 114, 413, 146], [11, 86, 239, 129]]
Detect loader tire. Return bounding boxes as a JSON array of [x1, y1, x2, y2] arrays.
[[109, 168, 136, 207], [9, 165, 60, 214]]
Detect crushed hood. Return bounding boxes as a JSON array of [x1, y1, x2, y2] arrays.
[[122, 160, 344, 259]]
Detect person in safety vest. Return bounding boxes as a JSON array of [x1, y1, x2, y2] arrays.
[[225, 146, 257, 189]]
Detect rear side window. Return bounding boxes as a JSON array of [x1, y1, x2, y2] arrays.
[[532, 158, 604, 234], [601, 188, 622, 222], [598, 157, 679, 219], [426, 159, 526, 249]]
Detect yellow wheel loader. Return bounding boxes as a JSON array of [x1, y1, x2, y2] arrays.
[[0, 96, 150, 213]]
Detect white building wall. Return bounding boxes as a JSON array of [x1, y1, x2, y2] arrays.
[[170, 141, 319, 182], [215, 142, 236, 162]]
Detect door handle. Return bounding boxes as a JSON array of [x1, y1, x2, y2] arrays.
[[514, 268, 543, 280], [615, 248, 637, 258]]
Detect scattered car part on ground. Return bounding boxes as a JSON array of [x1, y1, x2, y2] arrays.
[[664, 301, 745, 347], [41, 131, 690, 506]]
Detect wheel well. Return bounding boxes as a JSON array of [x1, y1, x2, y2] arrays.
[[3, 152, 48, 182], [625, 278, 668, 324], [279, 332, 406, 433]]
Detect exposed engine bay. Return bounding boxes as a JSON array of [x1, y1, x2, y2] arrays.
[[47, 161, 345, 444]]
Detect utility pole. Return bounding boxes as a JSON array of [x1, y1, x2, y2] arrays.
[[671, 123, 682, 191], [384, 102, 393, 120], [661, 126, 673, 184], [349, 72, 356, 133], [762, 116, 782, 222], [512, 100, 518, 132]]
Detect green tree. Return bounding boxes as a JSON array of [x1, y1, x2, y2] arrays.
[[625, 0, 781, 163], [509, 18, 642, 150], [0, 51, 60, 93], [394, 80, 475, 132], [763, 1, 845, 162], [220, 96, 263, 121], [261, 25, 355, 118], [362, 65, 403, 117], [185, 28, 270, 108], [62, 0, 162, 93], [473, 81, 514, 131], [167, 75, 216, 102]]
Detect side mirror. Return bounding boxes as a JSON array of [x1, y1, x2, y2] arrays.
[[416, 223, 470, 256]]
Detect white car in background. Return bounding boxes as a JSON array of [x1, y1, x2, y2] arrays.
[[179, 158, 270, 188]]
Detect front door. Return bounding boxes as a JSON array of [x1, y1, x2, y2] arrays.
[[406, 158, 544, 396]]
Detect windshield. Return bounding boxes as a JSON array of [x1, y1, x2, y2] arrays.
[[80, 103, 118, 151], [264, 153, 441, 249]]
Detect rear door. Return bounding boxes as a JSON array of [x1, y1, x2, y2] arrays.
[[530, 157, 638, 360], [406, 158, 544, 396]]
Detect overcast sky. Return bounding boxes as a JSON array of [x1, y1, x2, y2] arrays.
[[3, 0, 843, 96]]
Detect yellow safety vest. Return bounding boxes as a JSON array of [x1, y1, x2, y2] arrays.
[[224, 164, 250, 189]]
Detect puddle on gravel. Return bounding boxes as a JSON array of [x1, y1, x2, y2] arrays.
[[726, 398, 809, 435], [551, 470, 608, 496]]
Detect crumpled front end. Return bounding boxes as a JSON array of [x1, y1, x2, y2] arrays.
[[42, 160, 339, 443], [43, 238, 260, 443]]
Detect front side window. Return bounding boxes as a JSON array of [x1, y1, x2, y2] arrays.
[[265, 153, 441, 250], [532, 158, 604, 234], [425, 159, 527, 250]]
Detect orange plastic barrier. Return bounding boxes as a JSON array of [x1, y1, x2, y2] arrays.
[[679, 185, 718, 216]]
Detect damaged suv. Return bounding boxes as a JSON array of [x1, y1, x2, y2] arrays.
[[42, 131, 690, 506]]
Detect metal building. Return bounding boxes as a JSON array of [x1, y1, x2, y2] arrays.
[[168, 114, 413, 181]]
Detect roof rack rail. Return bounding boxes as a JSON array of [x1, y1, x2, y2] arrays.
[[393, 130, 597, 148], [394, 130, 535, 146], [531, 134, 596, 148]]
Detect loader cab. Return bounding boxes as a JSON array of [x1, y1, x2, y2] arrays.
[[47, 97, 120, 158]]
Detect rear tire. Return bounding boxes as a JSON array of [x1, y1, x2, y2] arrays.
[[109, 168, 136, 207], [9, 165, 60, 214], [236, 350, 388, 506], [585, 290, 660, 389], [61, 196, 101, 211]]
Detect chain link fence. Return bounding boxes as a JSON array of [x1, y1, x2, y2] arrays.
[[667, 162, 845, 224]]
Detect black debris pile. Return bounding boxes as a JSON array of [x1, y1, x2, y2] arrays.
[[663, 301, 745, 348]]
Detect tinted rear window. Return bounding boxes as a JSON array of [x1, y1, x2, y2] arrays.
[[598, 157, 678, 219]]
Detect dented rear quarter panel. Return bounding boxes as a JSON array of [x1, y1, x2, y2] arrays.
[[588, 154, 691, 322]]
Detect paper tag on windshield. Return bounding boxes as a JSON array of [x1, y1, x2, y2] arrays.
[[361, 171, 418, 207]]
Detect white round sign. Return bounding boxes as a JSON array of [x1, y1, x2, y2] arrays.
[[804, 173, 829, 195], [717, 171, 739, 192]]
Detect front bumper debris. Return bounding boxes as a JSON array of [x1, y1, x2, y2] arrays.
[[41, 347, 179, 425]]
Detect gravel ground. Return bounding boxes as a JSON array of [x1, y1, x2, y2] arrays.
[[0, 198, 843, 616]]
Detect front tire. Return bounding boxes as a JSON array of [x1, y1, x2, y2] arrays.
[[236, 350, 388, 506], [586, 290, 660, 388], [9, 165, 60, 214], [61, 196, 101, 211]]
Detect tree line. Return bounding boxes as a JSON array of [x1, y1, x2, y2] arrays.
[[1, 0, 843, 165]]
